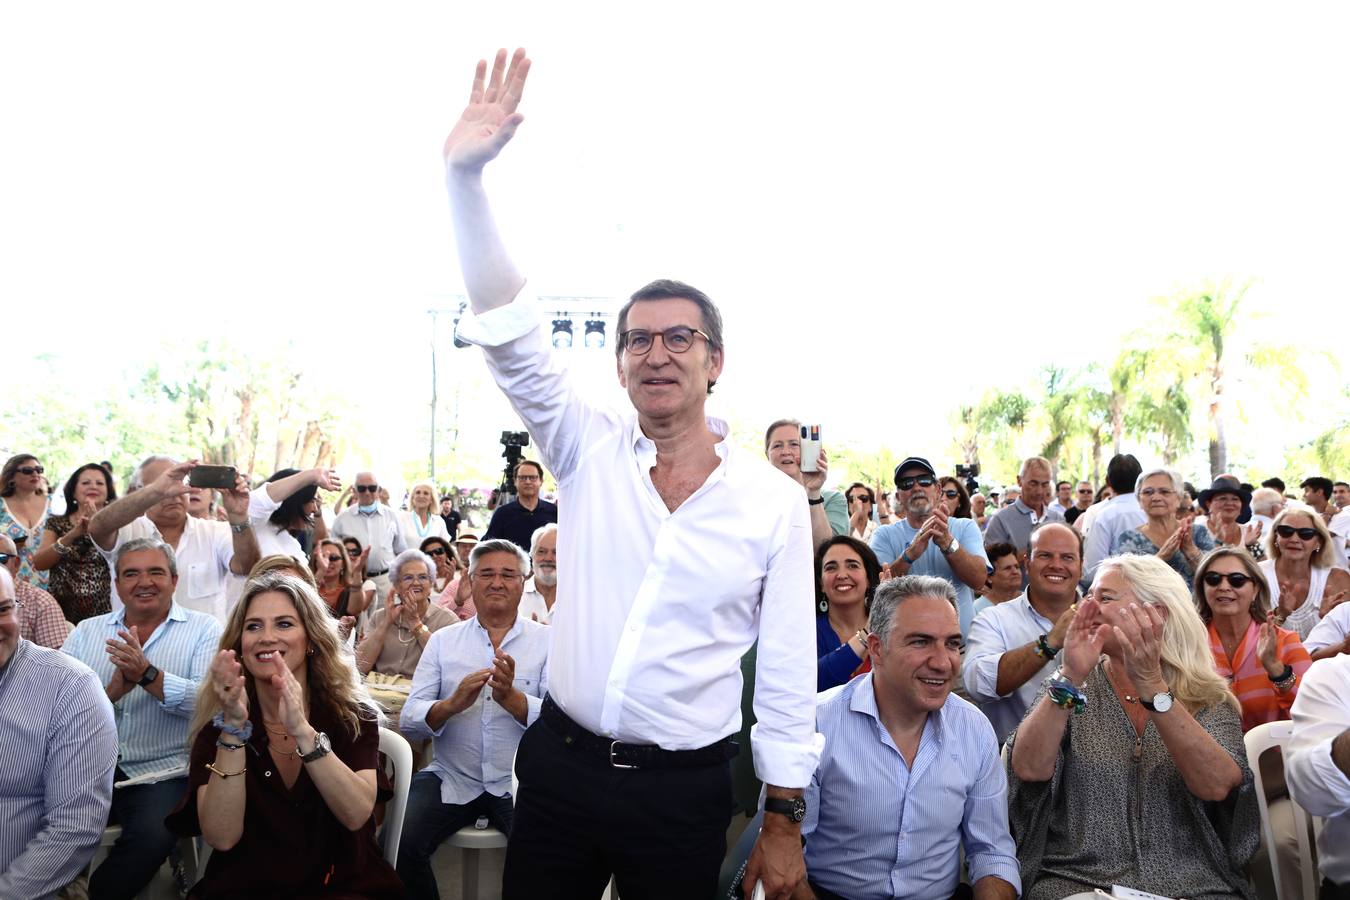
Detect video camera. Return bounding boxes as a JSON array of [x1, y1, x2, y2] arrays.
[[499, 431, 531, 502], [955, 463, 980, 496]]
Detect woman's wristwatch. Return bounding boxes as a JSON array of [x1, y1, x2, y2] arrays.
[[300, 732, 333, 763]]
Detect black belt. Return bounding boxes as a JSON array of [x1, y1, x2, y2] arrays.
[[540, 695, 736, 770], [367, 568, 389, 577]]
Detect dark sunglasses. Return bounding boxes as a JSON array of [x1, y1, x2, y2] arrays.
[[896, 475, 936, 491], [355, 484, 380, 493], [849, 494, 871, 504], [1275, 525, 1318, 540], [323, 554, 344, 564], [425, 547, 448, 557], [16, 465, 44, 476], [942, 489, 960, 499], [1202, 571, 1254, 589], [0, 553, 13, 565]]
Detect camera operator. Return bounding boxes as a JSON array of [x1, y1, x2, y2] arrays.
[[484, 459, 558, 552]]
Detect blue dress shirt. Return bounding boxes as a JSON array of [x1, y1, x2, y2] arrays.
[[401, 614, 551, 805], [62, 602, 222, 780], [803, 674, 1021, 900]]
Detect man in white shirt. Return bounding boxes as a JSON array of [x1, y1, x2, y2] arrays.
[[89, 457, 259, 623], [1081, 453, 1145, 589], [519, 523, 558, 624], [1285, 653, 1350, 897], [443, 48, 819, 900], [963, 523, 1083, 744], [332, 471, 406, 594], [398, 538, 550, 900]]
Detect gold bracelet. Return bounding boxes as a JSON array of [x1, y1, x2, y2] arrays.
[[205, 762, 246, 779]]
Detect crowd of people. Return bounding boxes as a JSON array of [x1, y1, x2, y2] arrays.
[[5, 45, 1350, 900]]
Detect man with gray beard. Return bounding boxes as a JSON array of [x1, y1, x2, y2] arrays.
[[519, 524, 558, 624]]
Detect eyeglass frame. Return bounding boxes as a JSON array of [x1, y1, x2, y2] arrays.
[[617, 326, 712, 356]]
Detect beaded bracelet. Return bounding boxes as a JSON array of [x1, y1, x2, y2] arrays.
[[213, 712, 253, 741]]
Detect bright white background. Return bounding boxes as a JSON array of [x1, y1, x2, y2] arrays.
[[5, 2, 1348, 486]]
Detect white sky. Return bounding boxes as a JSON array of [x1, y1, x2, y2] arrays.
[[6, 2, 1349, 490]]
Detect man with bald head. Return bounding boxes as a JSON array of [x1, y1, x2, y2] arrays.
[[89, 457, 258, 623], [963, 522, 1084, 743], [0, 534, 69, 648], [332, 470, 406, 595]]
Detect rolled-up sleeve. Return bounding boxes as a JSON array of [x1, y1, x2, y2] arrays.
[[963, 611, 1009, 703], [751, 497, 826, 789], [961, 723, 1022, 893], [1286, 661, 1350, 818]]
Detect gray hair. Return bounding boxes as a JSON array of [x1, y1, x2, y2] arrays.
[[1020, 456, 1054, 479], [529, 523, 559, 560], [1134, 467, 1184, 497], [1251, 487, 1283, 517], [469, 538, 531, 576], [867, 575, 958, 644], [114, 537, 178, 579], [390, 548, 435, 585], [130, 455, 178, 491]]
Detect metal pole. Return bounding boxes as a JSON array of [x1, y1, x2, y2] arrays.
[[429, 311, 438, 481]]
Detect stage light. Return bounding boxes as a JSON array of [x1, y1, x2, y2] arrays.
[[551, 319, 573, 348], [584, 319, 606, 349]]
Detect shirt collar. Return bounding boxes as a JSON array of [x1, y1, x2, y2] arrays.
[[630, 415, 731, 458], [471, 612, 525, 643], [112, 600, 187, 628], [847, 672, 948, 745]]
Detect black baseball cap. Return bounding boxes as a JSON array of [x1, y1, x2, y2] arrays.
[[893, 456, 938, 485]]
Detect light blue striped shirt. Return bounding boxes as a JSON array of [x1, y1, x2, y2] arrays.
[[803, 674, 1021, 900], [0, 640, 119, 900], [401, 614, 550, 805], [62, 601, 222, 780]]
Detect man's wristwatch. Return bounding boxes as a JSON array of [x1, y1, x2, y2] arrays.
[[300, 732, 333, 763], [939, 537, 960, 556], [229, 522, 250, 534], [763, 796, 807, 824], [1140, 690, 1174, 713], [137, 664, 160, 687]]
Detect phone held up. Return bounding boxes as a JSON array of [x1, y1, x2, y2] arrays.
[[799, 424, 822, 474], [188, 465, 238, 490]]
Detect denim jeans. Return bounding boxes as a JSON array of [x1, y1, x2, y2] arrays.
[[395, 770, 513, 900], [89, 775, 188, 900]]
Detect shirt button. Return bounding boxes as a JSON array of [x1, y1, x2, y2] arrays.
[[629, 624, 638, 632]]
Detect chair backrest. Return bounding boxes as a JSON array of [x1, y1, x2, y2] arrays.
[[378, 726, 413, 866], [1244, 720, 1318, 900]]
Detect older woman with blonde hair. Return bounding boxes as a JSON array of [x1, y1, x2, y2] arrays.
[[398, 480, 449, 550], [1008, 554, 1258, 900], [165, 572, 401, 898], [1259, 501, 1350, 639]]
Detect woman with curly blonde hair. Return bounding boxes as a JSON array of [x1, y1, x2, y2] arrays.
[[167, 572, 400, 898], [1008, 554, 1258, 900]]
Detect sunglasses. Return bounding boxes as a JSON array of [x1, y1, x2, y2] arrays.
[[355, 484, 380, 493], [1202, 571, 1254, 589], [16, 465, 44, 476], [425, 547, 448, 557], [323, 554, 344, 564], [896, 475, 936, 491], [0, 553, 12, 565], [1275, 525, 1318, 540], [942, 489, 960, 499]]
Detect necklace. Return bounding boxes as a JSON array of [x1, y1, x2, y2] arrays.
[[412, 510, 433, 539], [262, 721, 291, 738], [396, 625, 417, 644]]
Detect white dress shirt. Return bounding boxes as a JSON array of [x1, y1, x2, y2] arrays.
[[401, 615, 551, 804], [246, 486, 307, 563], [962, 591, 1060, 744], [458, 296, 822, 788], [519, 577, 554, 624], [332, 504, 406, 575], [1082, 492, 1146, 586], [1305, 602, 1350, 654], [101, 516, 236, 622], [1285, 653, 1350, 885]]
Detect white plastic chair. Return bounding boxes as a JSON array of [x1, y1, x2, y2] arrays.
[[446, 824, 510, 899], [378, 726, 413, 867], [1245, 720, 1319, 900]]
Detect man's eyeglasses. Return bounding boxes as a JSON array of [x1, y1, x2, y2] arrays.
[[474, 570, 524, 583], [1275, 525, 1318, 540], [355, 484, 380, 493], [618, 326, 711, 356], [1202, 571, 1254, 589], [896, 476, 936, 491], [425, 547, 448, 557], [942, 489, 960, 499], [1077, 488, 1093, 494], [16, 465, 44, 476]]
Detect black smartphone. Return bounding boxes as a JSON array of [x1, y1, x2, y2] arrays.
[[188, 465, 238, 490]]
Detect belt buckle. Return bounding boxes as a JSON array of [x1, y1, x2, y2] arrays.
[[609, 741, 638, 770]]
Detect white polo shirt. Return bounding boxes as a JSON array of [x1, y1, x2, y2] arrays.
[[100, 516, 235, 622]]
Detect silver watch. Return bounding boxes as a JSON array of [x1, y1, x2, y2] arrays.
[[940, 537, 960, 556], [1140, 691, 1174, 713], [300, 731, 332, 763]]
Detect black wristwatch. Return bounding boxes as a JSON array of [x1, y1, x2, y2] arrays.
[[763, 796, 807, 824], [137, 664, 160, 687]]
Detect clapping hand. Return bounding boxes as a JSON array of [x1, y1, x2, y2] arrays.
[[489, 647, 517, 704], [1110, 602, 1169, 694], [1157, 525, 1184, 559], [444, 668, 492, 716], [444, 48, 531, 172], [270, 653, 309, 738], [211, 650, 249, 727], [1256, 619, 1282, 676], [1060, 598, 1110, 684], [106, 626, 151, 684]]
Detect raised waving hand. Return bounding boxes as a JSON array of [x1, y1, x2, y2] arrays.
[[444, 48, 531, 172]]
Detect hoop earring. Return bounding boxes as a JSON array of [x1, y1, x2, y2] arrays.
[[817, 597, 828, 614]]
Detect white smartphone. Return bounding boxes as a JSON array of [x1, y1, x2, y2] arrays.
[[800, 424, 822, 473]]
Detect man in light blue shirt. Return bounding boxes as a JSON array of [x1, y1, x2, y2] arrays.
[[1081, 453, 1145, 588], [398, 538, 551, 900], [871, 457, 990, 637], [62, 537, 221, 900], [800, 575, 1019, 900]]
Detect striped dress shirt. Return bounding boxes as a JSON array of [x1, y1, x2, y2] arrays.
[[401, 614, 551, 804], [0, 640, 118, 900], [803, 674, 1021, 900], [62, 602, 222, 780]]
